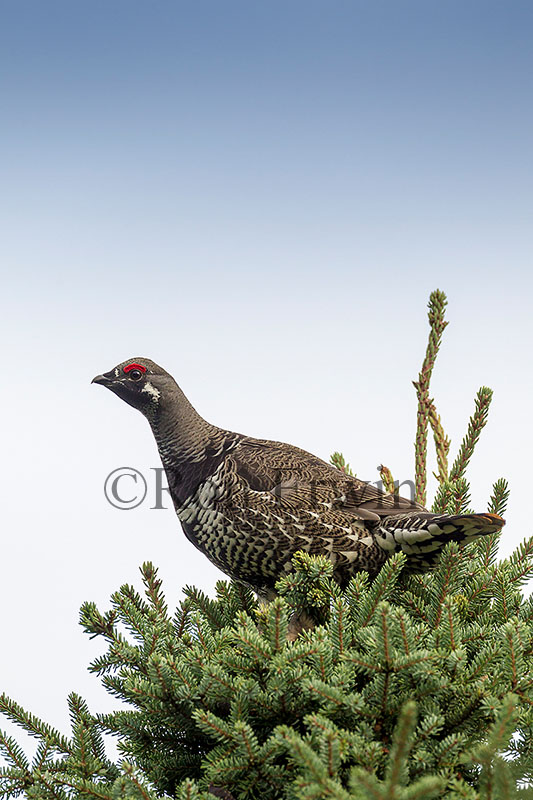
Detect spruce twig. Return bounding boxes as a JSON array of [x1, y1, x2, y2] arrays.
[[413, 290, 448, 506], [488, 478, 510, 518], [384, 701, 417, 788], [431, 480, 454, 514], [0, 696, 71, 754], [449, 386, 493, 482], [378, 464, 395, 494], [427, 400, 451, 484], [330, 452, 354, 476], [450, 478, 471, 514]]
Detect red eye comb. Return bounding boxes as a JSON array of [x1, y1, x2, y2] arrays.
[[124, 363, 147, 374]]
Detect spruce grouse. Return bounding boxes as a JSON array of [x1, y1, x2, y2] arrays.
[[93, 358, 504, 595]]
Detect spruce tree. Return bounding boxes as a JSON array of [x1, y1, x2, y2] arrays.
[[2, 291, 533, 800]]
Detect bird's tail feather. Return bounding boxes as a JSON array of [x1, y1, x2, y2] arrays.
[[376, 512, 505, 568]]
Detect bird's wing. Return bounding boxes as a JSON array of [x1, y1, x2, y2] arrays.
[[228, 438, 425, 522], [208, 438, 392, 584]]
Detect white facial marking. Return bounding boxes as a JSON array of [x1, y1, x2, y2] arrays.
[[142, 381, 161, 403]]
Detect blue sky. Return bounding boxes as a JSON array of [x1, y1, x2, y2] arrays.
[[1, 0, 532, 753]]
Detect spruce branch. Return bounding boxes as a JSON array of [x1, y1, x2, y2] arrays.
[[275, 725, 352, 800], [450, 478, 471, 514], [119, 762, 159, 800], [384, 701, 417, 788], [350, 553, 406, 628], [504, 535, 533, 588], [449, 386, 493, 483], [262, 597, 289, 653], [140, 561, 168, 619], [467, 694, 520, 798], [431, 480, 455, 514], [3, 545, 533, 798], [350, 703, 444, 799], [176, 779, 207, 800], [0, 732, 29, 771], [413, 289, 448, 506], [428, 543, 466, 627], [488, 478, 511, 518], [0, 696, 71, 754], [431, 477, 471, 514]]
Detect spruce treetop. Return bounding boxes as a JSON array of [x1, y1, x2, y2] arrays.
[[2, 291, 532, 800]]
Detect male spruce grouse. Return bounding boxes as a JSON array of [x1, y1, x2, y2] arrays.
[[93, 358, 504, 596]]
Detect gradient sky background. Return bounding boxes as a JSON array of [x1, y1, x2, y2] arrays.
[[1, 0, 532, 756]]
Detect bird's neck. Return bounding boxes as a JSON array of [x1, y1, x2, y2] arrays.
[[149, 387, 215, 464], [148, 387, 234, 503]]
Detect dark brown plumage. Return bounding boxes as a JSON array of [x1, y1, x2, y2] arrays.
[[93, 358, 504, 595]]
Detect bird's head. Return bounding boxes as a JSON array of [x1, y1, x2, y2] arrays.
[[92, 358, 174, 416]]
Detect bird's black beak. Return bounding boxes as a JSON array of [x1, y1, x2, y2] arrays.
[[92, 374, 113, 386]]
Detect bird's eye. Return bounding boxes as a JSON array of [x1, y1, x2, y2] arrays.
[[129, 369, 143, 381]]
